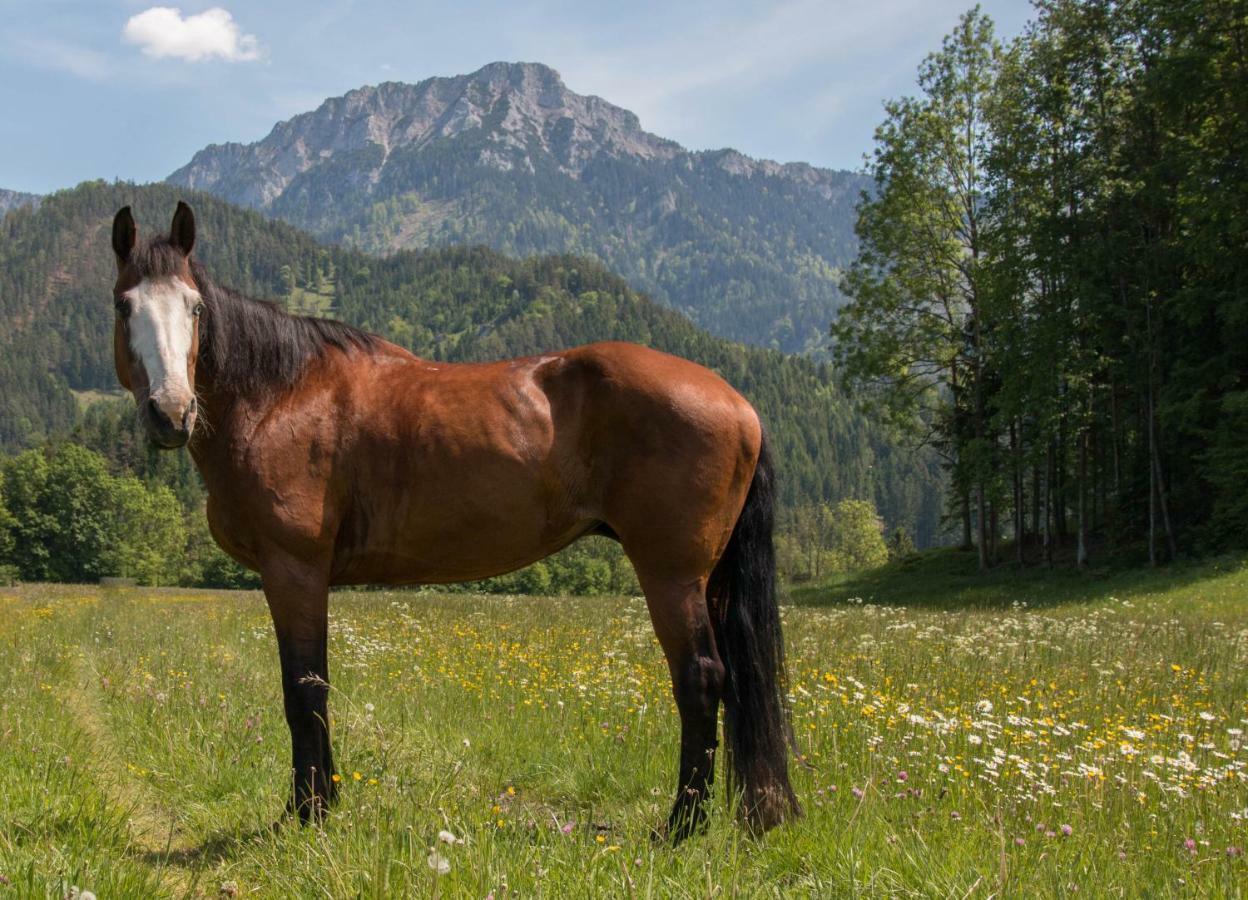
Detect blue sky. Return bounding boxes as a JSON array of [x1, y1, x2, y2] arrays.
[[0, 0, 1034, 194]]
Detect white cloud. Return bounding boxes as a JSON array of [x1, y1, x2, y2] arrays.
[[122, 6, 261, 63]]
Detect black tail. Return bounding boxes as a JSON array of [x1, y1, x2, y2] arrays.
[[708, 433, 801, 830]]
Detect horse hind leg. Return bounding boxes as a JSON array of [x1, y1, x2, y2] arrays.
[[636, 573, 725, 843]]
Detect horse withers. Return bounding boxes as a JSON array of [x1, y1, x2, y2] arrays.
[[109, 202, 800, 841]]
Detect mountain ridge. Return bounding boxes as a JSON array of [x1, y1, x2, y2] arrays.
[[168, 61, 867, 353], [170, 62, 848, 202]]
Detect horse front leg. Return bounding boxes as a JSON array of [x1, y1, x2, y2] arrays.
[[261, 556, 337, 823]]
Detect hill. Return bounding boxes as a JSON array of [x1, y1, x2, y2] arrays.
[[0, 181, 944, 543], [168, 62, 866, 354]]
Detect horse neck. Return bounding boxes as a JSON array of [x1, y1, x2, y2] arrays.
[[186, 370, 267, 484]]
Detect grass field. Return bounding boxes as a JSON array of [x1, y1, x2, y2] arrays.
[[2, 552, 1246, 898]]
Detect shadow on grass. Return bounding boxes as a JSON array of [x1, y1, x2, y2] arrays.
[[785, 546, 1246, 611], [134, 822, 277, 873]]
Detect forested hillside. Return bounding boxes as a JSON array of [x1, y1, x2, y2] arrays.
[[168, 62, 865, 354], [0, 181, 944, 543], [835, 1, 1248, 565]]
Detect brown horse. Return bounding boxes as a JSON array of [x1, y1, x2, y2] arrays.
[[108, 202, 799, 841]]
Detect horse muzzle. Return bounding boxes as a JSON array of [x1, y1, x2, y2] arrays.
[[145, 395, 197, 449]]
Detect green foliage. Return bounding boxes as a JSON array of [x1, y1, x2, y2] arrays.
[[777, 499, 890, 582], [0, 472, 15, 566], [0, 444, 186, 585], [451, 538, 640, 597], [836, 0, 1248, 565], [181, 510, 261, 590], [1200, 392, 1248, 549], [101, 479, 185, 585], [887, 526, 917, 561]]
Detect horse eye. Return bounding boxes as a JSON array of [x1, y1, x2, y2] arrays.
[[192, 302, 205, 317]]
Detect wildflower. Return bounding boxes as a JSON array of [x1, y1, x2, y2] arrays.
[[1227, 846, 1243, 858], [897, 770, 909, 783], [1060, 824, 1073, 837], [331, 773, 342, 783], [561, 821, 575, 834], [851, 786, 864, 799], [1184, 838, 1197, 854], [427, 851, 450, 875], [438, 829, 461, 845], [1015, 837, 1026, 847], [968, 734, 983, 746], [596, 834, 606, 844], [220, 881, 240, 897], [950, 811, 961, 821]]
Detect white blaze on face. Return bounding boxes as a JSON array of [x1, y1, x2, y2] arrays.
[[125, 276, 200, 415]]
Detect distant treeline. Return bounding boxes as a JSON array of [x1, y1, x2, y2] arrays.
[[836, 0, 1248, 568]]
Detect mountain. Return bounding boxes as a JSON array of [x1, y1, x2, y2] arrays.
[[0, 181, 944, 544], [0, 189, 40, 215], [169, 62, 866, 354]]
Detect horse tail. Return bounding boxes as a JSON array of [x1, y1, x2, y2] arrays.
[[708, 432, 801, 831]]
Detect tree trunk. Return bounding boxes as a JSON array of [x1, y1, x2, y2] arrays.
[[1077, 426, 1089, 569], [1148, 383, 1157, 567], [1012, 419, 1024, 566], [1031, 459, 1042, 543], [1149, 388, 1178, 561], [976, 482, 989, 572], [1055, 400, 1069, 544], [1045, 439, 1055, 567]]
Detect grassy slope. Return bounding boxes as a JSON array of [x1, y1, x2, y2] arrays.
[[791, 547, 1248, 611], [1, 556, 1245, 897]]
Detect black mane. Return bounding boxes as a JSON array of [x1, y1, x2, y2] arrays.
[[130, 238, 378, 398]]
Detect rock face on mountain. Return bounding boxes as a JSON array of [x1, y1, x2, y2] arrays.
[[0, 189, 41, 215], [169, 62, 866, 353]]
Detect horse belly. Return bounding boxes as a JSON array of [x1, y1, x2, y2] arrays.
[[332, 426, 592, 586]]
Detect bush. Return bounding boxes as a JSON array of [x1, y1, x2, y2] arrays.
[[778, 499, 889, 582], [1, 444, 188, 584]]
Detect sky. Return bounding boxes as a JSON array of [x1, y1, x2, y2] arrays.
[[0, 0, 1035, 195]]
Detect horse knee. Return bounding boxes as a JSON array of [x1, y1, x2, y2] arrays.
[[675, 654, 725, 719]]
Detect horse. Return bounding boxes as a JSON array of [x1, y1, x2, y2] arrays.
[[108, 202, 800, 841]]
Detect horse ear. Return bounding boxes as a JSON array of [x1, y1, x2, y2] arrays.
[[112, 206, 137, 266], [170, 201, 195, 256]]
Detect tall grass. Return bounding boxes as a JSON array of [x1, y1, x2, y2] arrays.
[[2, 554, 1245, 897]]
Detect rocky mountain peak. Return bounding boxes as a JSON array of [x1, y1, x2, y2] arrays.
[[169, 61, 681, 208]]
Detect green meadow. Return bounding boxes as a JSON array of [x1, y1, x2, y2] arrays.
[[2, 553, 1246, 898]]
